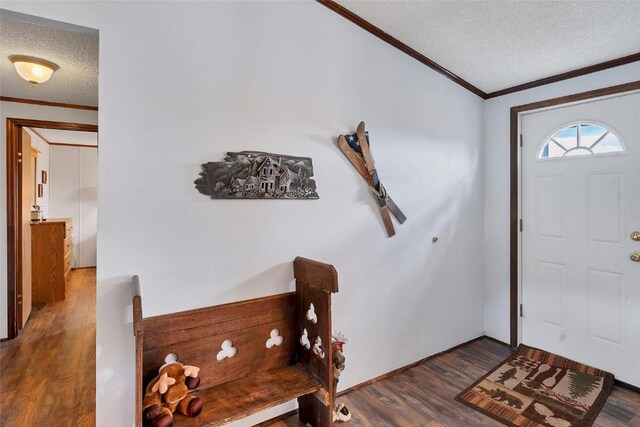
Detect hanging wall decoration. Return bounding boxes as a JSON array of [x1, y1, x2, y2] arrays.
[[195, 151, 318, 199], [338, 121, 406, 237]]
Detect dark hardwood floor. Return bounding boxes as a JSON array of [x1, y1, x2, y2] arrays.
[[0, 268, 96, 427], [1, 276, 637, 427], [269, 338, 640, 427]]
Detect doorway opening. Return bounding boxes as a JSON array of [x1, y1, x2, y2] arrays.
[[1, 10, 99, 424], [510, 81, 640, 388], [5, 119, 98, 339], [509, 81, 640, 348], [3, 118, 98, 425]]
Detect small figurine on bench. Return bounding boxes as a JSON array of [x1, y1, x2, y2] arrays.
[[332, 332, 351, 423], [142, 359, 203, 427]]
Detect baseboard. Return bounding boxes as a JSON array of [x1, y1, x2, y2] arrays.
[[252, 409, 298, 427], [337, 335, 493, 397], [614, 379, 640, 394], [481, 335, 512, 348], [258, 334, 500, 425]]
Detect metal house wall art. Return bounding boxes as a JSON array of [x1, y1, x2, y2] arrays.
[[195, 151, 319, 199]]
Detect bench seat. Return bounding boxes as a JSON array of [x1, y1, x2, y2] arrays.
[[133, 257, 340, 426], [175, 365, 323, 426]]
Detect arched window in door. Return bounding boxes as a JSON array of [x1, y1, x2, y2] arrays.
[[538, 122, 624, 159]]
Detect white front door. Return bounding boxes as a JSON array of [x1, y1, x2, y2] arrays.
[[521, 91, 640, 387]]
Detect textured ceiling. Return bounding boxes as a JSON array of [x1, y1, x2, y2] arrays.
[[334, 1, 640, 93], [2, 4, 637, 103], [30, 128, 98, 146], [0, 15, 98, 106]]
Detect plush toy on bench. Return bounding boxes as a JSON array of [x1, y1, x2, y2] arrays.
[[142, 359, 203, 427], [133, 256, 342, 427]]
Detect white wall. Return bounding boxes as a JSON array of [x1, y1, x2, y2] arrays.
[[3, 2, 486, 426], [483, 62, 640, 343], [0, 100, 98, 339], [24, 127, 50, 215], [49, 144, 98, 268]]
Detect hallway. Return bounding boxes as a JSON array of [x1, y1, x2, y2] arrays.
[[0, 268, 95, 426]]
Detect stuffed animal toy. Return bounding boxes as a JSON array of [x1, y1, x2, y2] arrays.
[[142, 361, 203, 427]]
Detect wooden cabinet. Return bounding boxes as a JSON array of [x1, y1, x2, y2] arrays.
[[31, 218, 73, 303]]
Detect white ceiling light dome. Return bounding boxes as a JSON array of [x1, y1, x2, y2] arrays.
[[9, 55, 59, 85]]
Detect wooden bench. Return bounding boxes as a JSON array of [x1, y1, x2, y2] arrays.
[[133, 257, 340, 426]]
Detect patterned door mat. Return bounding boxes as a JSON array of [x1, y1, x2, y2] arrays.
[[455, 345, 613, 427]]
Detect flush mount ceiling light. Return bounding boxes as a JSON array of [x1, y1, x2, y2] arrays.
[[9, 55, 59, 85]]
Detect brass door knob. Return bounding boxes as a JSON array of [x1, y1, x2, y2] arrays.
[[631, 252, 640, 262], [631, 231, 640, 241]]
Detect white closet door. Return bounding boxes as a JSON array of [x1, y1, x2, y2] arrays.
[[49, 145, 98, 268], [50, 146, 81, 267], [79, 148, 98, 268]]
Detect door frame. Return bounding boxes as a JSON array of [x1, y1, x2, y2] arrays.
[[509, 80, 640, 348], [5, 118, 98, 340]]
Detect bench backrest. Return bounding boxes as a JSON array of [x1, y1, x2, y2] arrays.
[[142, 292, 297, 388]]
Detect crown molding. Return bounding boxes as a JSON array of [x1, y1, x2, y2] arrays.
[[486, 52, 640, 99], [316, 0, 487, 98], [318, 1, 640, 100], [48, 141, 98, 149], [0, 96, 98, 111]]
